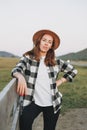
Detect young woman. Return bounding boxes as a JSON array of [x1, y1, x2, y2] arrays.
[[11, 29, 78, 130]]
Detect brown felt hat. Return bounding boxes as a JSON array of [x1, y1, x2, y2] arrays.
[[32, 29, 60, 50]]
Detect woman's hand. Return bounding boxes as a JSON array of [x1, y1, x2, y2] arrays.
[[56, 77, 67, 87], [13, 72, 28, 96]]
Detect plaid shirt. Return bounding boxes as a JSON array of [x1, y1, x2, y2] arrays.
[[11, 55, 77, 114]]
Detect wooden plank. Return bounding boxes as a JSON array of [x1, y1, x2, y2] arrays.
[[0, 78, 43, 130], [11, 106, 20, 130], [0, 78, 19, 130]]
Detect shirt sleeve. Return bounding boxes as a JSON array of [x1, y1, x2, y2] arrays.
[[11, 56, 28, 77], [56, 58, 78, 82]]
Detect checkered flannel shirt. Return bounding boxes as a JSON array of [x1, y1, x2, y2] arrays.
[[11, 55, 77, 114]]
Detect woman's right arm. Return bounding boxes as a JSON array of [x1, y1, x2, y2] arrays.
[[13, 72, 28, 96], [11, 56, 29, 96]]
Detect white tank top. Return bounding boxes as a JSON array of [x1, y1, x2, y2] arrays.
[[33, 56, 52, 106]]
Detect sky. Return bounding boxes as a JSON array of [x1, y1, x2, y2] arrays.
[[0, 0, 87, 56]]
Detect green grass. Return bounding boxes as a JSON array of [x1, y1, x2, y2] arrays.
[[0, 57, 19, 91], [0, 57, 87, 113], [58, 66, 87, 114]]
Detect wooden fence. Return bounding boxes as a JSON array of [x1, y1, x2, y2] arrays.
[[0, 78, 19, 130], [0, 78, 42, 130]]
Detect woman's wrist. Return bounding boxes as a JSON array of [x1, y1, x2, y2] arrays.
[[60, 77, 67, 83], [13, 72, 23, 79], [60, 78, 64, 83], [56, 79, 63, 86], [56, 78, 67, 87]]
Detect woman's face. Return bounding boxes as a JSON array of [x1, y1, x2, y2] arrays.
[[39, 34, 53, 55]]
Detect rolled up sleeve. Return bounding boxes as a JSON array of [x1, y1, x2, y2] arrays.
[[58, 59, 78, 82]]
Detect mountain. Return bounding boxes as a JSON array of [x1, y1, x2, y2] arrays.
[[59, 48, 87, 61], [0, 51, 19, 58], [0, 48, 87, 60]]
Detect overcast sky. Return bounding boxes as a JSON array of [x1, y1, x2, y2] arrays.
[[0, 0, 87, 56]]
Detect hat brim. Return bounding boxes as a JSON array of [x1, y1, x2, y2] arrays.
[[32, 29, 60, 50]]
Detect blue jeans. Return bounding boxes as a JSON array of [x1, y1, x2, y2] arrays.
[[19, 101, 60, 130]]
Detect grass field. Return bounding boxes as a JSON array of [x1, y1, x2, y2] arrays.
[[0, 57, 87, 113], [0, 57, 19, 91], [58, 65, 87, 113]]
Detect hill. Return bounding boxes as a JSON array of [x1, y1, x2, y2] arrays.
[[59, 48, 87, 61], [0, 51, 19, 58], [0, 48, 87, 60]]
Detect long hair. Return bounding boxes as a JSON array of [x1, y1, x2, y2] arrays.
[[23, 33, 56, 66]]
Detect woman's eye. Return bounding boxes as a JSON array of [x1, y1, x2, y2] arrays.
[[42, 39, 46, 42], [49, 41, 52, 44]]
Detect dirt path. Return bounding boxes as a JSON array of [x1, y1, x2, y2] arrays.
[[33, 108, 87, 130], [57, 108, 87, 130]]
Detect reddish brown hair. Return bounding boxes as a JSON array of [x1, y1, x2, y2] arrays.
[[23, 33, 56, 66]]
